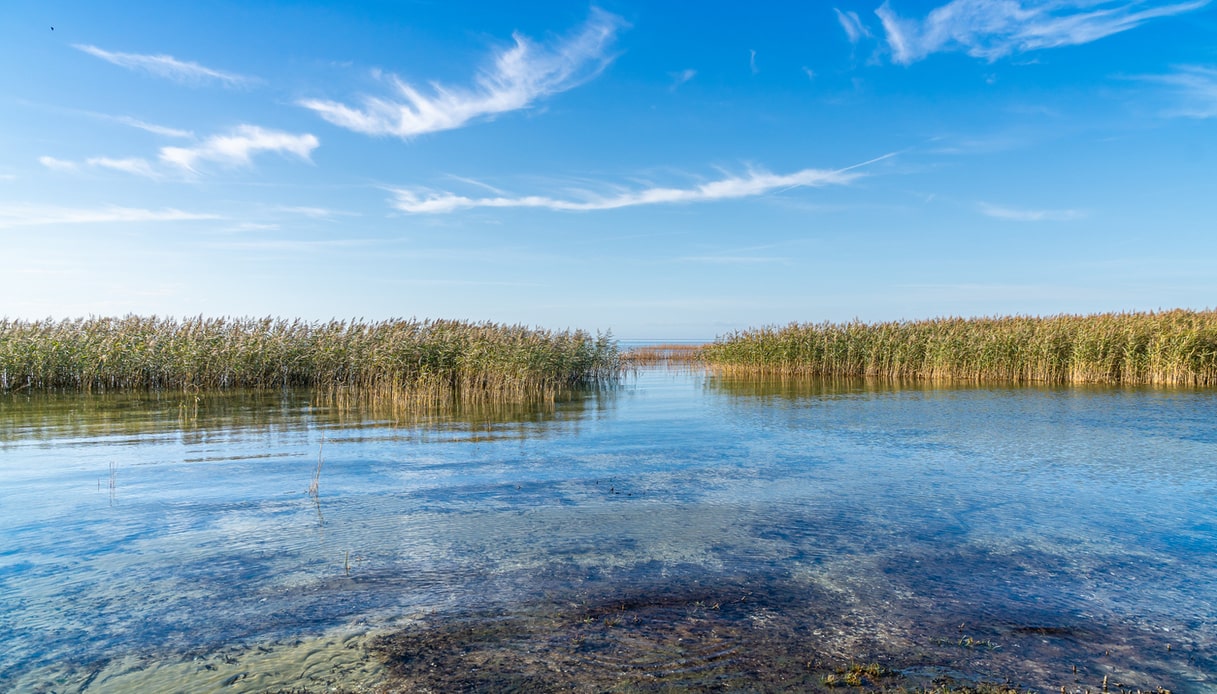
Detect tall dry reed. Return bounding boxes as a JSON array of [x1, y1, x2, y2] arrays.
[[700, 310, 1217, 386], [0, 316, 619, 401]]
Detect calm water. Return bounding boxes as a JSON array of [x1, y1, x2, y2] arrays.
[[1, 368, 1215, 692]]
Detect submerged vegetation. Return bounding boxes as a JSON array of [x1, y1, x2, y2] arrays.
[[701, 309, 1217, 386], [0, 316, 619, 401], [367, 571, 1186, 693]]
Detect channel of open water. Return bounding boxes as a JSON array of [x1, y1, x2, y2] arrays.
[[1, 367, 1214, 692]]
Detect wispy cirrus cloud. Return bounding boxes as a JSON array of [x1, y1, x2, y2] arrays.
[[40, 153, 161, 178], [110, 115, 194, 138], [0, 204, 220, 228], [299, 8, 625, 139], [1138, 65, 1217, 118], [74, 44, 255, 86], [228, 222, 281, 232], [669, 68, 697, 90], [876, 0, 1209, 65], [22, 104, 195, 138], [276, 205, 358, 218], [835, 8, 874, 44], [86, 157, 160, 178], [979, 202, 1085, 221], [38, 156, 78, 172], [39, 126, 318, 178], [391, 154, 894, 214], [159, 126, 319, 171]]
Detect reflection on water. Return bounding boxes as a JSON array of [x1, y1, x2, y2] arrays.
[[0, 386, 609, 444], [1, 370, 1215, 692]]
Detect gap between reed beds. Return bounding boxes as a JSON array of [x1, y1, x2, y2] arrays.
[[0, 316, 620, 402], [620, 343, 705, 367], [700, 310, 1217, 386]]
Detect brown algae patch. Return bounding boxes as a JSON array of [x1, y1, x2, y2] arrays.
[[368, 573, 1201, 693]]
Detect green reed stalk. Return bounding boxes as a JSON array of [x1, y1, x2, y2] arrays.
[[700, 309, 1217, 386]]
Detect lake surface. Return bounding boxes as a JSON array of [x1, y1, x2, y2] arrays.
[[1, 367, 1215, 692]]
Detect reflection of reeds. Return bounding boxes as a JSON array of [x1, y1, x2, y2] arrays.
[[0, 386, 606, 445], [702, 310, 1217, 386], [312, 380, 599, 431], [0, 316, 620, 401]]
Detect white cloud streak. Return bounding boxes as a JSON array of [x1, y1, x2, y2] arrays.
[[298, 8, 625, 139], [74, 44, 254, 86], [391, 154, 894, 214], [979, 202, 1085, 221], [86, 157, 160, 178], [277, 206, 355, 218], [38, 126, 315, 178], [835, 8, 874, 43], [112, 115, 194, 138], [443, 175, 509, 195], [159, 126, 319, 171], [229, 222, 282, 231], [1140, 65, 1217, 117], [0, 204, 220, 228], [669, 68, 697, 89], [39, 154, 160, 178], [876, 0, 1210, 65], [38, 156, 78, 172]]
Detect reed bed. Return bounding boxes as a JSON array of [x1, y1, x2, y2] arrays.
[[0, 316, 620, 402], [700, 309, 1217, 386]]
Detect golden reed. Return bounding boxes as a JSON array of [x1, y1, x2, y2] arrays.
[[700, 309, 1217, 386], [0, 316, 619, 402]]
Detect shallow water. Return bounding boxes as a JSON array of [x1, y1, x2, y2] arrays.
[[1, 369, 1215, 692]]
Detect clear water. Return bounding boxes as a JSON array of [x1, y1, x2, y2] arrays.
[[1, 368, 1215, 692]]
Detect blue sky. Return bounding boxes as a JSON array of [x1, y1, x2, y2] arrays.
[[2, 1, 1215, 339]]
